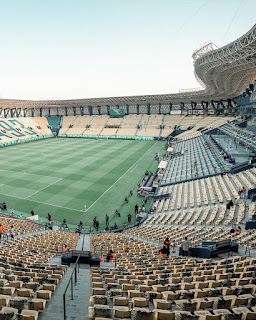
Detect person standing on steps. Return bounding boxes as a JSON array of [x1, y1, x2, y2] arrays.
[[10, 225, 14, 239], [163, 236, 170, 256], [182, 237, 191, 256], [0, 224, 3, 241]]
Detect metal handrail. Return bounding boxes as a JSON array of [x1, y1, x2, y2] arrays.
[[63, 254, 80, 320], [81, 233, 85, 251]]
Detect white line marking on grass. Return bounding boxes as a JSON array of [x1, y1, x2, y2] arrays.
[[0, 184, 4, 187], [0, 168, 60, 179], [0, 191, 84, 212], [24, 177, 63, 199], [85, 141, 158, 212], [130, 163, 139, 173]]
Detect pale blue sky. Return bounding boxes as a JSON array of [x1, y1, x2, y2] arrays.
[[0, 0, 255, 100]]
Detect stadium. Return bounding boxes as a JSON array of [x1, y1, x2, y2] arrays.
[[0, 2, 256, 320]]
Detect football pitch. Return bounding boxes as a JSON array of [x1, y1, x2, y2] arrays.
[[0, 138, 164, 229]]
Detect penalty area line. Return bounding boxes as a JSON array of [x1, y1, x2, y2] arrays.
[[24, 177, 63, 199], [0, 191, 84, 213]]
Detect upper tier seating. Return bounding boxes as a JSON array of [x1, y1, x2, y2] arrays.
[[220, 123, 256, 149], [157, 167, 256, 213], [177, 117, 234, 141], [57, 114, 235, 139], [162, 135, 225, 183]]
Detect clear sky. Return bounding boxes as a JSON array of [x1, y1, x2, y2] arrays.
[[0, 0, 255, 100]]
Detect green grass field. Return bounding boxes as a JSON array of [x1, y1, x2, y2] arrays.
[[0, 138, 164, 230]]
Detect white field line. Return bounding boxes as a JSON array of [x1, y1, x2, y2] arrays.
[[24, 177, 63, 199], [85, 141, 158, 212], [0, 191, 84, 212], [0, 167, 60, 179]]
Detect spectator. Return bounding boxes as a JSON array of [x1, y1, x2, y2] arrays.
[[182, 237, 191, 256], [238, 187, 246, 197], [10, 225, 14, 239], [2, 202, 7, 210], [31, 210, 35, 216]]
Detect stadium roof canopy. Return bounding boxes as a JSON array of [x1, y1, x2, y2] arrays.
[[1, 24, 256, 109]]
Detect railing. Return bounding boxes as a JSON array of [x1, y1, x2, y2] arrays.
[[63, 254, 80, 320], [81, 233, 85, 251]]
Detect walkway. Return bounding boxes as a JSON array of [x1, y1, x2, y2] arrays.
[[40, 265, 91, 320], [40, 233, 92, 320]]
